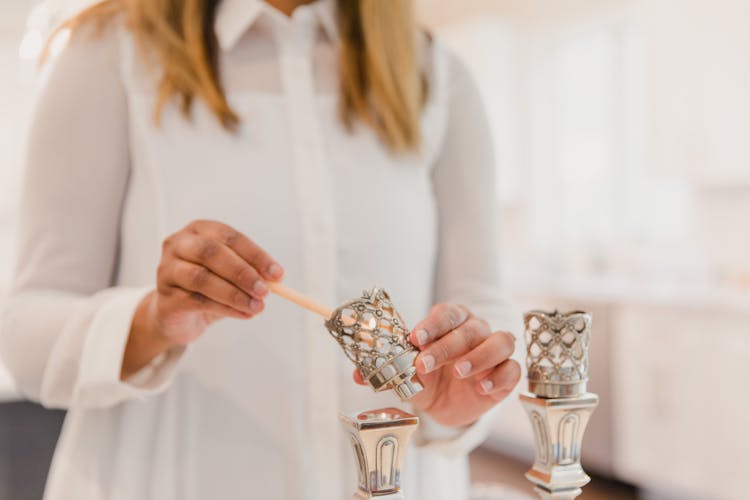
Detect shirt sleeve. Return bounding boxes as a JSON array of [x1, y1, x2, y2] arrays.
[[413, 45, 519, 454], [0, 24, 182, 410]]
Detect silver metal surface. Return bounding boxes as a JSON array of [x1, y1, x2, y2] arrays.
[[524, 310, 591, 398], [340, 408, 419, 500], [325, 287, 423, 400], [520, 393, 599, 499], [520, 310, 599, 500]]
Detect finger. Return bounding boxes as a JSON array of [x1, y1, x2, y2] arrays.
[[477, 359, 522, 401], [172, 234, 268, 299], [410, 303, 471, 347], [452, 331, 516, 379], [415, 317, 489, 374], [187, 220, 284, 281], [168, 260, 263, 315], [352, 369, 366, 385], [169, 288, 254, 320]]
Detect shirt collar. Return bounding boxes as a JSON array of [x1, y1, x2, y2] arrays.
[[215, 0, 338, 51]]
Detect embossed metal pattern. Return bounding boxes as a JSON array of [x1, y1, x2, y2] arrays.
[[325, 288, 423, 400], [524, 310, 591, 398], [530, 411, 550, 465], [556, 413, 580, 465]]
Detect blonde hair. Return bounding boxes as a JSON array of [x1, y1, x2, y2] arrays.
[[55, 0, 425, 152]]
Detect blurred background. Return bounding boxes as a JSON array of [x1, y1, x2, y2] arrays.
[[1, 0, 749, 499]]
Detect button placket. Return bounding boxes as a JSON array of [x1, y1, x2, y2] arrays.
[[278, 20, 342, 499]]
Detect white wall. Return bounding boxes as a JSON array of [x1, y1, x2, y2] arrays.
[[420, 0, 750, 284]]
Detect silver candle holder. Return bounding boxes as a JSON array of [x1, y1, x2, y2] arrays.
[[325, 288, 423, 499], [519, 310, 599, 500], [325, 287, 423, 401], [340, 408, 419, 500]]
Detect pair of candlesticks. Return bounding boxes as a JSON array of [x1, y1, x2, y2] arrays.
[[269, 283, 598, 500]]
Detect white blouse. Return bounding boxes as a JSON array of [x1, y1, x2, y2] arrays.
[[0, 0, 513, 499]]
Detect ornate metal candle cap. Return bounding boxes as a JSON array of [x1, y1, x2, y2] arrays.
[[325, 288, 423, 401], [340, 408, 419, 500], [524, 310, 591, 398]]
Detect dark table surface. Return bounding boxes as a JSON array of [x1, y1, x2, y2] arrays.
[[0, 401, 64, 500]]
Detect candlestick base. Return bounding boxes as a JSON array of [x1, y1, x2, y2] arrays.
[[519, 392, 599, 500], [351, 491, 405, 500], [530, 486, 583, 500], [340, 408, 419, 500]]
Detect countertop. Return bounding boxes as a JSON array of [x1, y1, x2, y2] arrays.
[[507, 273, 750, 313]]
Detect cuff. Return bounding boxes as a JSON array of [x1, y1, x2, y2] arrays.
[[75, 286, 184, 407], [413, 405, 498, 457]]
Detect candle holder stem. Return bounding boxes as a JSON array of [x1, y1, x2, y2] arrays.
[[520, 392, 599, 499], [340, 408, 419, 500]]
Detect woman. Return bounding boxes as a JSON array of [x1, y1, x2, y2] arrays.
[[0, 0, 520, 498]]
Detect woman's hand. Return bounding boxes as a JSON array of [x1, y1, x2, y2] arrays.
[[354, 303, 520, 428], [121, 220, 284, 378]]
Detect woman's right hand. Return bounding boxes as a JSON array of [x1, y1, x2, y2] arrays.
[[121, 220, 284, 378]]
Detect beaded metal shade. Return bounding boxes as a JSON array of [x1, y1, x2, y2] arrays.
[[325, 287, 423, 401], [523, 310, 591, 398]]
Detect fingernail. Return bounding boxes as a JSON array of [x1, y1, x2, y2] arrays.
[[249, 299, 263, 313], [267, 263, 283, 279], [421, 354, 435, 373], [455, 360, 472, 378], [480, 379, 494, 393], [252, 280, 268, 296], [415, 329, 429, 345]]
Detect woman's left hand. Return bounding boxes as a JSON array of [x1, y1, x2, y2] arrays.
[[353, 303, 521, 428]]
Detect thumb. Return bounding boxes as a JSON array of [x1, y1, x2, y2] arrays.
[[352, 369, 366, 386]]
